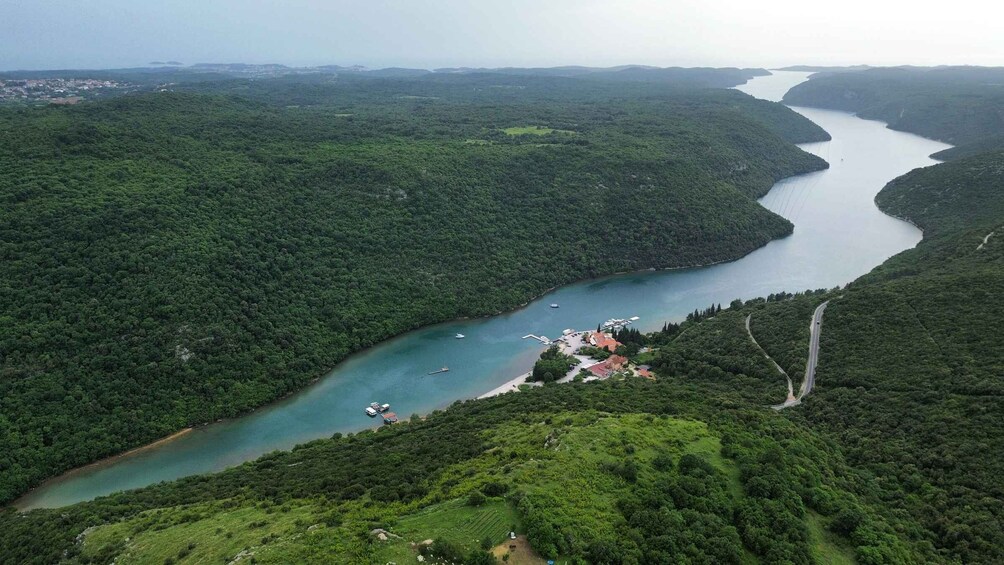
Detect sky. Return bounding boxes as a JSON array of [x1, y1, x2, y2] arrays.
[[2, 0, 1001, 71]]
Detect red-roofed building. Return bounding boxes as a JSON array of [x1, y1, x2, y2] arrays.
[[585, 355, 628, 378], [636, 365, 654, 379], [588, 331, 622, 352]]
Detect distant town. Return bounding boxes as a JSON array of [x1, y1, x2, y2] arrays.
[[0, 78, 136, 104]]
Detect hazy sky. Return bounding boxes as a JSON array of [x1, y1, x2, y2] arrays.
[[2, 0, 1001, 71]]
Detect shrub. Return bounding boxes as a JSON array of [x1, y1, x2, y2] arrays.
[[467, 491, 487, 506]]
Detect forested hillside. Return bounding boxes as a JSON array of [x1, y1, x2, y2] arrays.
[[0, 73, 828, 504], [804, 152, 1004, 563], [6, 151, 1002, 565], [782, 66, 1004, 158], [0, 367, 894, 564], [752, 152, 1004, 563]]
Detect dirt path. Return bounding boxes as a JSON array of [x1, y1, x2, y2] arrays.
[[747, 300, 830, 410], [977, 229, 996, 250], [492, 535, 547, 564], [745, 314, 797, 408]]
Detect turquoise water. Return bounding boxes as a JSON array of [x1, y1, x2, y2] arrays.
[[16, 71, 950, 510]]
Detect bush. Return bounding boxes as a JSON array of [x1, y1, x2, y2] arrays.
[[652, 452, 674, 471], [420, 538, 466, 563], [467, 491, 487, 506], [482, 482, 508, 497], [832, 505, 865, 536]]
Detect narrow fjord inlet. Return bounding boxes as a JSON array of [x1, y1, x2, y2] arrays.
[[16, 71, 949, 510], [6, 6, 1004, 563]]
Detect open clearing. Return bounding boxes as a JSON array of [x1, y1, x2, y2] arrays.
[[374, 499, 520, 563]]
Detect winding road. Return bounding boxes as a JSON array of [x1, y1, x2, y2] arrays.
[[744, 314, 796, 406], [747, 299, 830, 409]]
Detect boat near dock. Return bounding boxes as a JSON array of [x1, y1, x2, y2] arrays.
[[366, 402, 391, 417], [428, 366, 450, 375], [600, 316, 639, 331]]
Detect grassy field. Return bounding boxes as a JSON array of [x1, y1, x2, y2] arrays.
[[373, 499, 520, 562], [806, 511, 857, 565], [81, 502, 322, 564], [486, 412, 730, 551]]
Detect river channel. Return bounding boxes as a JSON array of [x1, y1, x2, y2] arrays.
[[16, 71, 950, 510]]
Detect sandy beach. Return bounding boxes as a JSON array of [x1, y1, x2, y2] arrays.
[[478, 371, 541, 399]]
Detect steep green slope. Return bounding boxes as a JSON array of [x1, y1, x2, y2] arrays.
[[803, 153, 1004, 563], [730, 152, 1004, 563], [3, 378, 909, 564], [874, 150, 1004, 237], [0, 78, 826, 503], [783, 66, 1004, 157]]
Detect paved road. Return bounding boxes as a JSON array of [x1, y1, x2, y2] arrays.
[[796, 300, 830, 402], [749, 299, 830, 410]]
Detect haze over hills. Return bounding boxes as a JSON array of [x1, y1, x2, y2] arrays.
[[776, 65, 873, 72]]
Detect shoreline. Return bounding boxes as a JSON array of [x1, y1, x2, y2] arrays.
[[9, 103, 838, 509], [13, 427, 193, 510], [13, 87, 947, 507], [477, 371, 538, 399], [16, 226, 795, 509]]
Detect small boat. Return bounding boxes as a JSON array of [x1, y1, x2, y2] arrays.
[[365, 407, 378, 417], [550, 303, 559, 308], [428, 366, 450, 375], [379, 403, 391, 413], [455, 333, 465, 339]]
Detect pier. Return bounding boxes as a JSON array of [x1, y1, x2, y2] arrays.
[[522, 334, 551, 344]]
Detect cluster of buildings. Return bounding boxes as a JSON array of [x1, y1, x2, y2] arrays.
[[0, 78, 131, 104], [558, 327, 654, 381]]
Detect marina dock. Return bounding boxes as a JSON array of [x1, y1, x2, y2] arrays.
[[522, 334, 551, 344]]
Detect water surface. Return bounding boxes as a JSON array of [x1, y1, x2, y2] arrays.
[[17, 71, 949, 509]]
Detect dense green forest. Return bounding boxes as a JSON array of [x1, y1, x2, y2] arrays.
[[799, 151, 1004, 562], [783, 66, 1004, 158], [4, 136, 997, 564], [744, 152, 1004, 562], [0, 71, 829, 504]]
